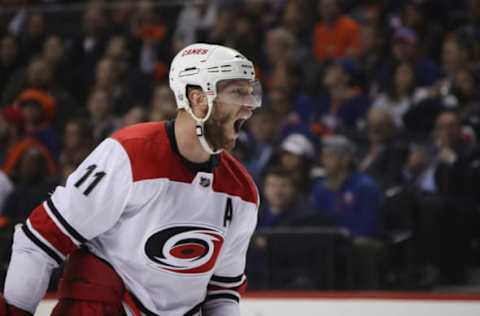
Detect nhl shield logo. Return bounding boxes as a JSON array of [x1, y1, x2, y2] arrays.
[[144, 225, 224, 274], [200, 177, 211, 187]]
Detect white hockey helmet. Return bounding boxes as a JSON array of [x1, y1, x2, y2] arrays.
[[169, 43, 261, 154]]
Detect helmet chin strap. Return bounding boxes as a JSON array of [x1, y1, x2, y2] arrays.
[[195, 121, 223, 155], [185, 98, 223, 155]]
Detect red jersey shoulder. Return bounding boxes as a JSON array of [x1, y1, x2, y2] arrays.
[[214, 151, 258, 206], [111, 122, 193, 183], [112, 122, 165, 141]]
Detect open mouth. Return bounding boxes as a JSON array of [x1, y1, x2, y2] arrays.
[[233, 119, 246, 134]]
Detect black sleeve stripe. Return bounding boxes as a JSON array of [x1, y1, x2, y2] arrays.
[[205, 293, 240, 303], [130, 293, 158, 316], [184, 302, 203, 316], [211, 274, 243, 283], [22, 225, 63, 265], [47, 198, 87, 243]]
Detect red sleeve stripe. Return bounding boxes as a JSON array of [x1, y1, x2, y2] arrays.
[[43, 200, 81, 246], [46, 198, 87, 244], [25, 220, 66, 263], [28, 204, 78, 256]]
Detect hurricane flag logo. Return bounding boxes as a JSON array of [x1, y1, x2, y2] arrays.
[[144, 226, 224, 274]]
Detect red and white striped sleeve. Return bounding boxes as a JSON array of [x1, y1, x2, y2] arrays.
[[3, 138, 133, 313], [203, 197, 258, 316]]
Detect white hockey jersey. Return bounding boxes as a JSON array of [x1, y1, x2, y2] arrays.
[[4, 121, 259, 315]]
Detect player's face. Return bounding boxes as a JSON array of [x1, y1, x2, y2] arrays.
[[205, 79, 260, 151]]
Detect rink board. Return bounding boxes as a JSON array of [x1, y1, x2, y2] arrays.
[[36, 292, 480, 316]]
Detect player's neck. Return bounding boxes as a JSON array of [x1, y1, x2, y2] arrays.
[[174, 114, 211, 163]]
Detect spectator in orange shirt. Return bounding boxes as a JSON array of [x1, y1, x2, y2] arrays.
[[312, 0, 360, 62]]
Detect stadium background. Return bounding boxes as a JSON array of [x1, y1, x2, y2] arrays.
[[1, 0, 480, 305]]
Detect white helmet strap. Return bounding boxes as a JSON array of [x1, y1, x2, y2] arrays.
[[185, 97, 223, 155], [196, 121, 222, 155]]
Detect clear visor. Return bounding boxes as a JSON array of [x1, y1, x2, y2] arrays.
[[214, 79, 262, 108]]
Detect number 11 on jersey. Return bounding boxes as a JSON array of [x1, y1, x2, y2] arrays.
[[74, 164, 106, 196]]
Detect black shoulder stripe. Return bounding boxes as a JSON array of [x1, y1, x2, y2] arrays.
[[47, 198, 87, 243], [211, 274, 244, 284], [22, 225, 63, 265], [184, 302, 203, 316], [130, 289, 203, 316], [130, 293, 159, 316], [205, 293, 240, 303]]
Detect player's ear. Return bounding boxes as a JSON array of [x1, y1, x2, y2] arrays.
[[187, 86, 208, 119]]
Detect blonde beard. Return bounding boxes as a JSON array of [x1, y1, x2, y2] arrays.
[[203, 105, 235, 152]]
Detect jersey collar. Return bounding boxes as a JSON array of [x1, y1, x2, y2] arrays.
[[165, 120, 220, 174]]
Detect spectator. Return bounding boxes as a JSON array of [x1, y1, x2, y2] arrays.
[[92, 57, 137, 115], [258, 166, 312, 228], [2, 147, 57, 222], [312, 135, 384, 289], [92, 57, 117, 92], [380, 27, 440, 88], [280, 0, 315, 51], [2, 57, 76, 131], [299, 60, 370, 133], [312, 0, 360, 62], [396, 1, 443, 56], [432, 111, 478, 196], [359, 108, 409, 192], [402, 142, 437, 192], [313, 135, 382, 237], [372, 62, 417, 128], [173, 0, 218, 51], [453, 69, 480, 136], [275, 133, 315, 194], [87, 88, 119, 144], [0, 35, 20, 94], [2, 136, 57, 181], [70, 2, 110, 99], [0, 106, 24, 165], [42, 34, 65, 72], [411, 111, 480, 284], [405, 35, 473, 118], [41, 34, 71, 92], [245, 107, 278, 182], [148, 82, 177, 122], [267, 87, 295, 120], [357, 24, 387, 93], [131, 0, 170, 78], [404, 67, 480, 137], [2, 57, 53, 105], [104, 35, 150, 108], [110, 0, 136, 35], [60, 118, 93, 169], [18, 11, 47, 61], [441, 35, 470, 81], [121, 105, 147, 128], [222, 11, 261, 65], [262, 27, 301, 91], [15, 88, 61, 158]]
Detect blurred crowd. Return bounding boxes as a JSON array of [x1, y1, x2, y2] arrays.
[[1, 0, 480, 291]]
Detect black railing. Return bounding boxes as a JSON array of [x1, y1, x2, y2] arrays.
[[246, 227, 356, 290]]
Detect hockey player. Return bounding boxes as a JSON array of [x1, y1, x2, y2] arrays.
[[1, 43, 261, 316]]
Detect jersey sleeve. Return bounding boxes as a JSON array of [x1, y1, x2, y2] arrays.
[[203, 197, 258, 315], [47, 137, 133, 243], [3, 138, 133, 313]]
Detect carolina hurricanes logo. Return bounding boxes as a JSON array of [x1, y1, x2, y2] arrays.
[[144, 226, 224, 274]]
